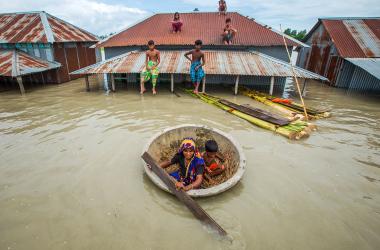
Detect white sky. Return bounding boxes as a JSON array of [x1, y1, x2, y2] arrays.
[[1, 0, 379, 36]]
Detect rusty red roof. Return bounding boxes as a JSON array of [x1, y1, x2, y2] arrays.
[[0, 11, 98, 43], [71, 50, 327, 81], [0, 49, 61, 77], [96, 12, 304, 48], [306, 18, 380, 58]]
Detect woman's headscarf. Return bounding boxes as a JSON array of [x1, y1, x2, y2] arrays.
[[178, 137, 196, 153]]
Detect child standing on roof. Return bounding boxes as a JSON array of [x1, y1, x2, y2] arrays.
[[171, 12, 183, 33], [184, 40, 206, 94], [140, 40, 160, 95], [222, 17, 237, 45], [218, 0, 227, 15]]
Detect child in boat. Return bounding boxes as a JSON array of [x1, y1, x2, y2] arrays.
[[203, 140, 225, 176], [171, 12, 183, 33], [160, 138, 205, 191], [222, 18, 237, 45], [140, 40, 160, 95], [218, 0, 227, 15], [184, 40, 206, 94]]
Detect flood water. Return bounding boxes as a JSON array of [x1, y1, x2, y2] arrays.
[[0, 78, 379, 250]]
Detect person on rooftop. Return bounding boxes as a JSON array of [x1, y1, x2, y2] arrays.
[[140, 40, 160, 95], [184, 40, 206, 94], [222, 17, 237, 45], [171, 12, 183, 33], [218, 0, 227, 15]]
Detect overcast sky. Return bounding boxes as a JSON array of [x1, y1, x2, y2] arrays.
[[1, 0, 379, 36]]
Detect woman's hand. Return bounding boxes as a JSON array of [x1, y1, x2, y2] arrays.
[[175, 182, 185, 190]]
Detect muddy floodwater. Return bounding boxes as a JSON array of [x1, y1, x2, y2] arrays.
[[0, 79, 379, 250]]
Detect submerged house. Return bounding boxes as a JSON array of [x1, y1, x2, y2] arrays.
[[297, 17, 380, 91], [0, 11, 98, 94], [72, 12, 327, 93]]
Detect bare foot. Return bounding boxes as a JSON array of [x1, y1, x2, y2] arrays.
[[193, 90, 199, 94], [152, 89, 157, 95], [140, 88, 146, 94]]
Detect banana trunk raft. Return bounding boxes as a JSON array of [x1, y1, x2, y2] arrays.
[[238, 87, 331, 120], [185, 90, 316, 140]]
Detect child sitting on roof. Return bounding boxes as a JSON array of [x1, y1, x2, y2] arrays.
[[222, 18, 237, 45], [184, 40, 206, 94], [218, 0, 227, 15], [140, 40, 160, 95], [171, 12, 183, 33], [160, 138, 205, 191], [203, 140, 225, 176]]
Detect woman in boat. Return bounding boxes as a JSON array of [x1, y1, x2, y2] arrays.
[[160, 138, 205, 191]]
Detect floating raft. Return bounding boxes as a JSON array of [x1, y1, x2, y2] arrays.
[[186, 90, 316, 140], [239, 87, 331, 119]]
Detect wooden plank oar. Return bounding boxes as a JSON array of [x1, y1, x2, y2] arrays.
[[141, 152, 227, 236]]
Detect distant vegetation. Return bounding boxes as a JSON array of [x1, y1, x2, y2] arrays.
[[284, 28, 307, 41], [98, 32, 116, 40]]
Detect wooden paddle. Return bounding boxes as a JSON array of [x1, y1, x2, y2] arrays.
[[141, 152, 227, 236]]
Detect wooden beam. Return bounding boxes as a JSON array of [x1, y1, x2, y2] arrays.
[[202, 76, 206, 93], [85, 75, 90, 91], [171, 74, 174, 93], [301, 79, 307, 97], [234, 75, 240, 95], [141, 152, 227, 236], [110, 74, 115, 92], [16, 76, 25, 95], [269, 76, 275, 95]]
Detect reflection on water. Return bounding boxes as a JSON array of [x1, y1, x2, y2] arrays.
[[0, 78, 379, 250]]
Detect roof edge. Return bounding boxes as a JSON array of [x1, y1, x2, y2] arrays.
[[94, 13, 156, 48], [40, 12, 55, 43], [45, 12, 99, 42]]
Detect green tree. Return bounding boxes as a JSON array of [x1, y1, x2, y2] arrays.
[[284, 28, 307, 41]]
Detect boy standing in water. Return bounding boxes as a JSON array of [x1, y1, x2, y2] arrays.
[[184, 40, 206, 94], [140, 40, 160, 95]]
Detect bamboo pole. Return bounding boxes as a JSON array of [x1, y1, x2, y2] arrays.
[[16, 76, 25, 95], [280, 25, 309, 121], [234, 75, 240, 95], [171, 74, 174, 92], [202, 76, 206, 93], [110, 74, 115, 92], [269, 76, 274, 95], [85, 75, 90, 91]]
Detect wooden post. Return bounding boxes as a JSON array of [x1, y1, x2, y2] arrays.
[[85, 75, 90, 91], [171, 74, 174, 92], [41, 72, 45, 85], [301, 79, 307, 97], [269, 76, 275, 95], [234, 75, 240, 95], [16, 76, 25, 95], [110, 74, 115, 92], [142, 152, 227, 236], [202, 76, 206, 93]]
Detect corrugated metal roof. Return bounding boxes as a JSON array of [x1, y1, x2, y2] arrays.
[[0, 49, 61, 77], [96, 12, 304, 48], [345, 58, 380, 80], [71, 50, 328, 81], [0, 11, 98, 44], [321, 18, 380, 58]]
